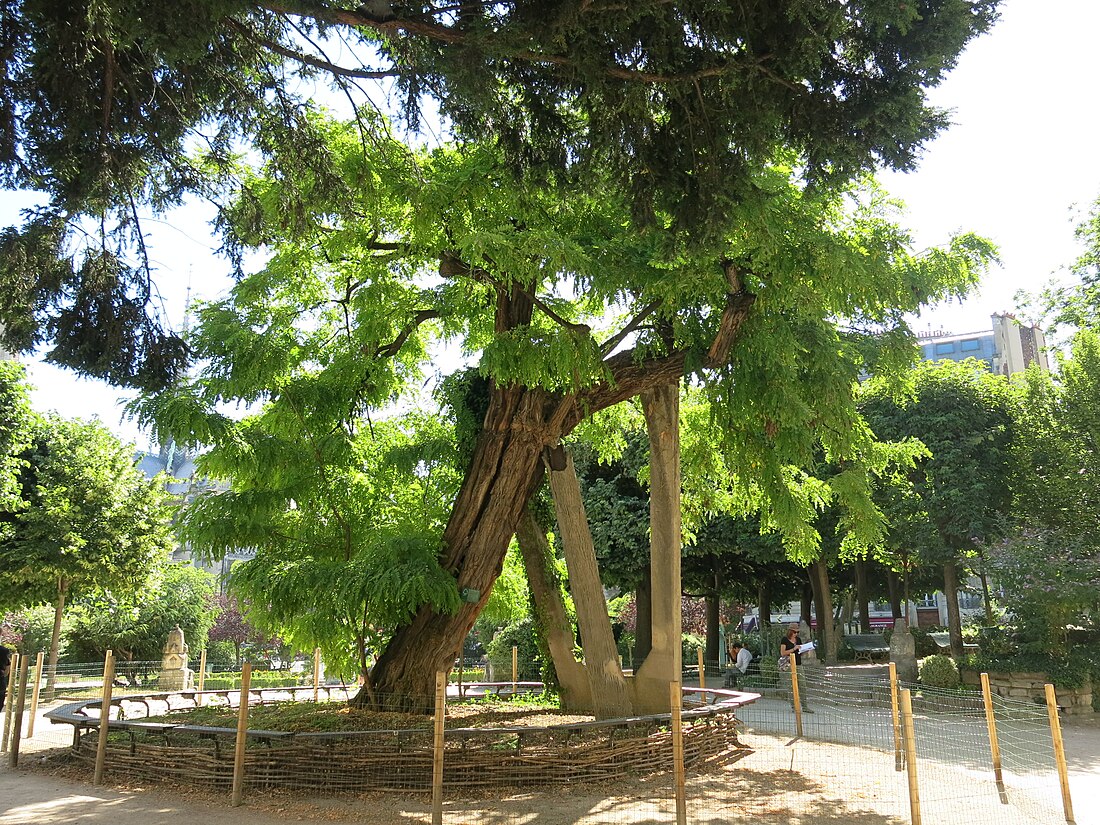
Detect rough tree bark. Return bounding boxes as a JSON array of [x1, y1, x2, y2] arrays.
[[547, 448, 632, 719], [514, 506, 592, 711], [757, 579, 772, 627]]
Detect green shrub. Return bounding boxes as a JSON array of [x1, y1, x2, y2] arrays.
[[485, 618, 542, 681], [919, 655, 960, 688]]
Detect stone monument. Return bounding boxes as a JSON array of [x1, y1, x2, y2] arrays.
[[158, 625, 194, 691], [889, 617, 918, 683]]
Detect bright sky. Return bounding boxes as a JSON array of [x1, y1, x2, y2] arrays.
[[3, 0, 1099, 446]]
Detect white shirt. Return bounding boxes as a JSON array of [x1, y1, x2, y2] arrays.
[[733, 647, 753, 674]]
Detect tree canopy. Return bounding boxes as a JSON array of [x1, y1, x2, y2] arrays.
[[0, 0, 1000, 386]]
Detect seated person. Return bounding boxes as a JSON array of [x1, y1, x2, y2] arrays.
[[724, 641, 753, 687]]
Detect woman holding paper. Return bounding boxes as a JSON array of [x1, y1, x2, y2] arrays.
[[779, 623, 814, 713]]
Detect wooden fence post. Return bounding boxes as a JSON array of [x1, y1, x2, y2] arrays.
[[197, 648, 207, 706], [979, 673, 1004, 787], [432, 671, 446, 825], [2, 652, 18, 753], [92, 652, 116, 785], [27, 652, 45, 738], [790, 655, 803, 738], [890, 662, 902, 771], [697, 647, 705, 690], [670, 682, 686, 825], [230, 663, 253, 807], [1044, 683, 1075, 824], [8, 657, 31, 767], [511, 646, 517, 696], [900, 688, 921, 825]]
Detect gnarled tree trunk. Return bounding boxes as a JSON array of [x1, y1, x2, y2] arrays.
[[364, 266, 754, 710]]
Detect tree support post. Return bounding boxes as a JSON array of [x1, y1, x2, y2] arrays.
[[432, 671, 446, 825], [1044, 683, 1076, 824], [93, 652, 116, 785], [27, 652, 45, 738], [900, 688, 921, 825], [230, 663, 253, 807], [670, 682, 686, 825], [511, 646, 517, 696], [697, 648, 705, 690], [890, 662, 903, 772], [2, 652, 18, 753], [8, 657, 31, 767]]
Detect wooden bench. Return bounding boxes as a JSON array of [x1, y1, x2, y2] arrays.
[[846, 634, 890, 663], [928, 632, 978, 654]]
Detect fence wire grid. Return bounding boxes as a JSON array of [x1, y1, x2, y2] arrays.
[[1, 650, 1082, 825]]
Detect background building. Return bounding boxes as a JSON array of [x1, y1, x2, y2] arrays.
[[917, 312, 1051, 375]]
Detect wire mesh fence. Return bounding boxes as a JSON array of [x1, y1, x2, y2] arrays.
[[3, 648, 1082, 825]]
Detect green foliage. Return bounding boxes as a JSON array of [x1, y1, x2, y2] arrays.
[[486, 618, 543, 682], [63, 562, 216, 662], [0, 360, 32, 523], [203, 640, 237, 672], [918, 654, 960, 688], [0, 4, 1001, 389], [201, 670, 309, 691], [0, 413, 175, 611], [1, 605, 65, 655]]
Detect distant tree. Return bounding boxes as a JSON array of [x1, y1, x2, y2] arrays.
[[207, 593, 281, 670], [861, 360, 1015, 655], [0, 414, 175, 694], [64, 562, 216, 682]]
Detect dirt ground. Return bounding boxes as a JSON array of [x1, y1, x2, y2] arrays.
[[2, 697, 1098, 825]]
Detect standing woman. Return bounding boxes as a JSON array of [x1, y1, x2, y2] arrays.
[[779, 623, 814, 713]]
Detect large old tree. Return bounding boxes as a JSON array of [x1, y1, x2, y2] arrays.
[[2, 1, 1001, 706]]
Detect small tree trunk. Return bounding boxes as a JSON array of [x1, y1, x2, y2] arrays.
[[886, 568, 903, 619], [757, 579, 772, 626], [547, 449, 632, 719], [811, 560, 838, 663], [704, 592, 720, 674], [515, 506, 593, 711], [634, 567, 653, 667], [45, 579, 68, 702], [855, 559, 871, 633], [942, 559, 965, 657], [800, 583, 813, 629]]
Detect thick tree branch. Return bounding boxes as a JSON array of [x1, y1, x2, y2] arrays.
[[256, 1, 761, 85], [374, 309, 440, 358], [599, 300, 661, 355], [573, 276, 755, 422], [227, 17, 400, 79]]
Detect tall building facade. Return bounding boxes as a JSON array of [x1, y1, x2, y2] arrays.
[[917, 312, 1051, 375]]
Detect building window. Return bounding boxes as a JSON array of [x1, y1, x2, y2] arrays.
[[958, 592, 983, 610], [934, 342, 955, 355], [960, 338, 981, 352], [917, 593, 938, 609]]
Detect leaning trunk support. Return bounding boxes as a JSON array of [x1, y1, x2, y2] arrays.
[[633, 383, 683, 714]]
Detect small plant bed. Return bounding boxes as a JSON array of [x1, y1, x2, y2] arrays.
[[50, 687, 748, 793], [140, 696, 593, 734]]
